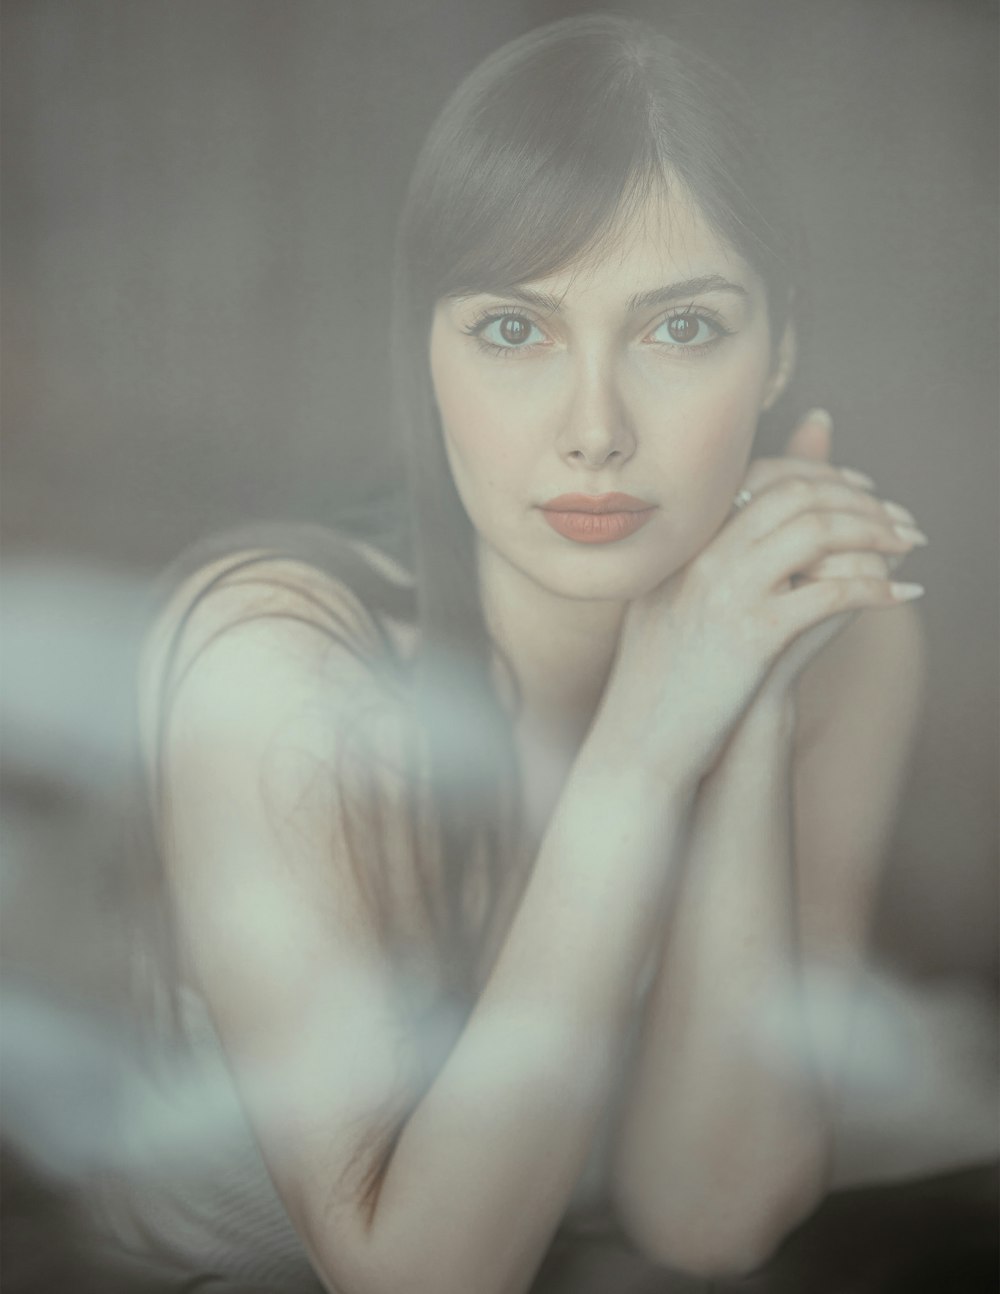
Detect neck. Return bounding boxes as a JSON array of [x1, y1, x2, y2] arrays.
[[476, 543, 628, 755]]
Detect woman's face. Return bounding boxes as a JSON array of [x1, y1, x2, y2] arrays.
[[429, 190, 790, 603]]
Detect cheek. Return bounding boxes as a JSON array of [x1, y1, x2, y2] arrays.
[[647, 350, 770, 534], [431, 333, 493, 480], [435, 379, 522, 490], [685, 384, 758, 474], [431, 337, 539, 485], [657, 353, 765, 467]]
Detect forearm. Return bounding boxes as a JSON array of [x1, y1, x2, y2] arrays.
[[347, 745, 697, 1294], [611, 694, 828, 1275]]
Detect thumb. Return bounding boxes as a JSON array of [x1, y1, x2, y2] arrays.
[[785, 407, 832, 462]]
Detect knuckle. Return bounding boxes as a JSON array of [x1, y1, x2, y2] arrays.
[[852, 579, 874, 608], [769, 461, 799, 486], [865, 517, 890, 543], [816, 553, 860, 578], [784, 477, 813, 508], [823, 580, 853, 611], [859, 553, 890, 577], [805, 511, 834, 545]]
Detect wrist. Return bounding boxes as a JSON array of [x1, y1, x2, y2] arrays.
[[574, 727, 701, 806]]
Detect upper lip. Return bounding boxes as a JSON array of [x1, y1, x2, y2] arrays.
[[540, 492, 654, 514]]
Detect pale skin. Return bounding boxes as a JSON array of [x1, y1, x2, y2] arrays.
[[145, 188, 928, 1293], [429, 190, 928, 1265]]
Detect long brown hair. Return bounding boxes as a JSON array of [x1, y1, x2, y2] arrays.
[[132, 10, 800, 1220], [387, 3, 801, 967]]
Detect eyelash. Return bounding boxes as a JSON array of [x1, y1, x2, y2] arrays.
[[461, 304, 735, 359]]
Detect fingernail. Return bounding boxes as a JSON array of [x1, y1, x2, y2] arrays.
[[840, 467, 875, 488], [890, 582, 925, 601], [893, 524, 928, 546], [883, 501, 916, 526], [807, 407, 833, 429]]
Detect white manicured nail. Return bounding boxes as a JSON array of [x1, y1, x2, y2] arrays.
[[893, 525, 928, 545], [890, 582, 925, 601], [883, 501, 916, 525]]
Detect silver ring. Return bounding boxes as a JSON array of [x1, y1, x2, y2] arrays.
[[732, 487, 753, 511]]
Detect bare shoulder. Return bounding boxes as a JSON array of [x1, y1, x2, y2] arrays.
[[795, 602, 928, 756], [790, 603, 928, 936], [137, 541, 409, 787], [138, 539, 429, 968]]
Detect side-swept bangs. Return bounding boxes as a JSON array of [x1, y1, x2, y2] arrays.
[[395, 14, 797, 327]]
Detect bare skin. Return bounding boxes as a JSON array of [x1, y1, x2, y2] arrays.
[[141, 191, 933, 1292]]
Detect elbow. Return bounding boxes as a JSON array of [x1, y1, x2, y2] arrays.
[[618, 1164, 826, 1280], [624, 1207, 803, 1280]]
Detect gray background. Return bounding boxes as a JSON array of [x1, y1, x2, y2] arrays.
[[3, 0, 997, 985]]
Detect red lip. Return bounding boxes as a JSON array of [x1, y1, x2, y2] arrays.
[[540, 492, 654, 514]]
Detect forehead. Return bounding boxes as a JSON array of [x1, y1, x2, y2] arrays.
[[524, 189, 760, 302]]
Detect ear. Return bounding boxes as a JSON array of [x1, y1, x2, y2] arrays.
[[761, 320, 797, 411]]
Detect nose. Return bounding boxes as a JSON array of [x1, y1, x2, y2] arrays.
[[554, 353, 637, 469]]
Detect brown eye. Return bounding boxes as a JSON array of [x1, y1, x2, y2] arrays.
[[667, 316, 699, 343], [470, 311, 546, 354], [498, 316, 532, 345], [649, 312, 724, 349]]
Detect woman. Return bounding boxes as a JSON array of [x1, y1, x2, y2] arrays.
[[91, 13, 926, 1292]]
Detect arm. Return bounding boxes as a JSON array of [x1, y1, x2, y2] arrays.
[[361, 742, 696, 1294], [610, 685, 828, 1279], [610, 600, 926, 1277], [152, 459, 914, 1294], [787, 601, 928, 1173], [465, 446, 918, 1282], [147, 563, 700, 1294]]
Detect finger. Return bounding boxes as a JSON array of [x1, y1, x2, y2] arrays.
[[741, 455, 875, 498], [770, 576, 925, 652], [797, 551, 890, 582], [784, 407, 833, 463], [807, 552, 905, 578], [750, 509, 925, 595], [729, 477, 924, 546]]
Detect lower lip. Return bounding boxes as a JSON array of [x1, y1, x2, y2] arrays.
[[540, 508, 656, 544]]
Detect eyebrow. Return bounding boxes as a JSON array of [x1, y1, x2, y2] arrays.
[[452, 274, 749, 314]]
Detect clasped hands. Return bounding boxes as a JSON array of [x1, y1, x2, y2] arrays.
[[728, 407, 926, 707]]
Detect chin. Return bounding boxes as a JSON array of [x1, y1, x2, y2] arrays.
[[532, 545, 683, 602]]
